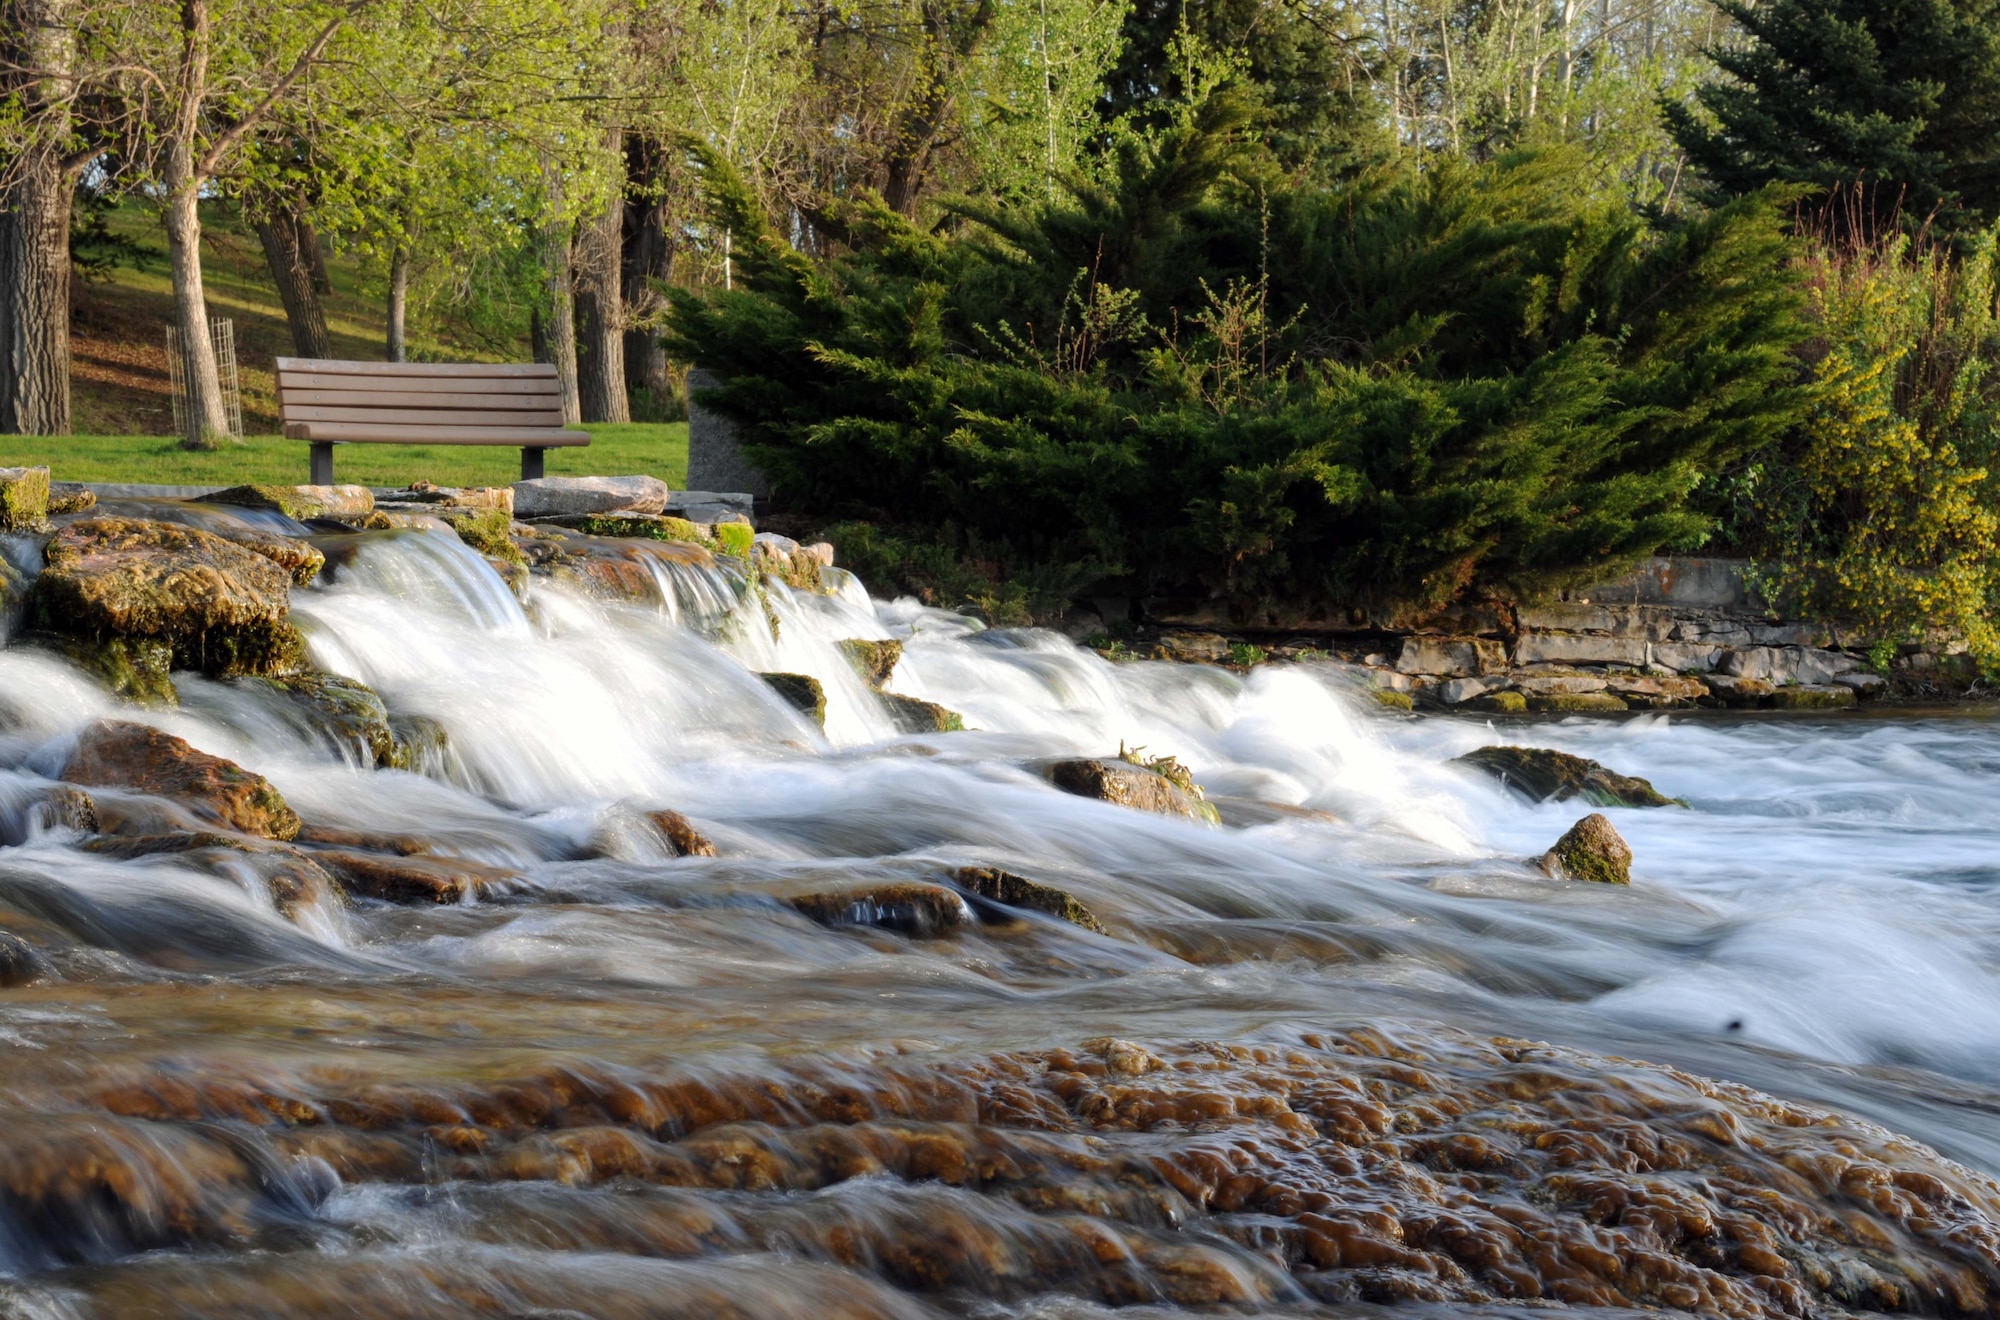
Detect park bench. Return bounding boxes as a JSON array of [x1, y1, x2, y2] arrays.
[[276, 357, 589, 484]]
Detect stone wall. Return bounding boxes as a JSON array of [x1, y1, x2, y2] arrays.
[[684, 368, 770, 499]]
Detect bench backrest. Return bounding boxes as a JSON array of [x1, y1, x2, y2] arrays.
[[275, 358, 570, 434]]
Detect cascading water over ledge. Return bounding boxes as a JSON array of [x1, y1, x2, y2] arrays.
[[1, 496, 1999, 1317]]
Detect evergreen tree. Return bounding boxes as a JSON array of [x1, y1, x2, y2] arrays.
[[1666, 0, 2000, 231]]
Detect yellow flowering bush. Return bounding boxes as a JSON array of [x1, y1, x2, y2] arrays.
[[1758, 231, 2000, 667]]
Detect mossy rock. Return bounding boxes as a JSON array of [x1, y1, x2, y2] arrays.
[[178, 619, 309, 679], [254, 673, 397, 767], [0, 466, 50, 532], [386, 714, 452, 774], [46, 635, 177, 707], [1050, 759, 1219, 825], [48, 482, 96, 516], [1372, 689, 1415, 712], [1527, 691, 1629, 713], [1470, 689, 1528, 714], [783, 882, 970, 938], [1455, 745, 1679, 808], [438, 507, 527, 567], [1539, 812, 1633, 884], [840, 638, 903, 688], [210, 525, 324, 586], [713, 520, 755, 558], [951, 866, 1106, 935], [548, 513, 708, 544], [207, 484, 373, 522], [61, 719, 301, 841], [882, 691, 964, 733], [761, 671, 827, 727], [1768, 685, 1858, 710]]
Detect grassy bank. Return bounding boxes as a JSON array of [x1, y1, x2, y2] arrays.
[[0, 423, 688, 488]]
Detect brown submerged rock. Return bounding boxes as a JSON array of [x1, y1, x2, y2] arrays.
[[31, 517, 305, 678], [881, 691, 964, 733], [1049, 759, 1213, 823], [1456, 744, 1678, 807], [82, 832, 341, 920], [951, 866, 1106, 934], [1540, 812, 1634, 884], [783, 882, 971, 937], [644, 809, 718, 858], [838, 638, 902, 688], [62, 721, 301, 841], [308, 849, 526, 905]]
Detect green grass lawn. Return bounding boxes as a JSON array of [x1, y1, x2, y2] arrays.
[[0, 422, 688, 489]]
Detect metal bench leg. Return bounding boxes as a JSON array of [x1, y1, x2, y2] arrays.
[[310, 442, 334, 485], [521, 447, 545, 481]]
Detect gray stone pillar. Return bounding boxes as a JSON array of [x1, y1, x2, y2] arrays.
[[684, 368, 769, 497]]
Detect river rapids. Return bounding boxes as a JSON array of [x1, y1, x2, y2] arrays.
[[1, 502, 2000, 1318]]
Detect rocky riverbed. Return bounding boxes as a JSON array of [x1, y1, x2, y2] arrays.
[[0, 464, 1999, 1316]]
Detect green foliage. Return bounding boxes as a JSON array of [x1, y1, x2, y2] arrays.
[[1667, 0, 2000, 232], [671, 107, 1810, 612], [1734, 229, 2000, 667]]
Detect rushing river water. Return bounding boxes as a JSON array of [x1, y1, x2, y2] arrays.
[[2, 503, 2000, 1317]]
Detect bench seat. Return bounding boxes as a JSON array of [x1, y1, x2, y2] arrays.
[[276, 357, 589, 482]]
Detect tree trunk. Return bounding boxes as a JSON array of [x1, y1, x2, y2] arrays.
[[302, 217, 332, 294], [574, 135, 629, 424], [536, 159, 581, 426], [0, 0, 76, 435], [386, 244, 409, 362], [621, 134, 673, 405], [0, 156, 72, 435], [881, 0, 995, 214], [255, 206, 332, 359], [163, 174, 229, 447]]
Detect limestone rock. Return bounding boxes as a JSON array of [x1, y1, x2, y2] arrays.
[[207, 484, 374, 522], [435, 507, 526, 567], [0, 466, 49, 532], [1833, 671, 1888, 697], [839, 638, 903, 688], [1437, 675, 1508, 705], [1721, 645, 1861, 686], [1539, 812, 1633, 884], [882, 692, 964, 734], [44, 635, 177, 707], [61, 720, 301, 841], [382, 483, 514, 514], [1470, 689, 1527, 714], [254, 673, 398, 768], [1513, 672, 1607, 696], [1395, 636, 1506, 677], [83, 831, 342, 921], [206, 525, 324, 586], [762, 672, 827, 727], [1153, 632, 1228, 663], [1604, 674, 1709, 707], [1702, 674, 1773, 707], [1372, 688, 1415, 712], [31, 518, 304, 678], [46, 481, 94, 516], [643, 809, 718, 858], [784, 882, 970, 937], [1650, 642, 1722, 673], [1526, 691, 1629, 713], [1456, 745, 1678, 808], [510, 475, 671, 519], [951, 866, 1106, 934], [1513, 634, 1649, 667], [1049, 759, 1215, 823]]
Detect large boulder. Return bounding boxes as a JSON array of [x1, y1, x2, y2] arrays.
[[1539, 812, 1633, 884], [0, 466, 50, 531], [510, 475, 671, 519], [1455, 745, 1678, 808], [31, 518, 304, 679], [61, 720, 301, 841], [207, 484, 374, 522]]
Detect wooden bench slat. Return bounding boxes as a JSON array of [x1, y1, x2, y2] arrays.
[[276, 357, 557, 379], [281, 390, 571, 411], [282, 405, 569, 427], [284, 422, 591, 446], [276, 373, 562, 397]]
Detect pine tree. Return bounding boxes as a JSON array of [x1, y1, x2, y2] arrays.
[[1666, 0, 2000, 231]]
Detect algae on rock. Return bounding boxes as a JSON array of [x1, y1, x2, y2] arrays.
[[0, 467, 50, 532], [882, 691, 964, 733], [1456, 745, 1679, 808], [761, 672, 827, 727], [1539, 812, 1633, 884], [839, 639, 903, 688]]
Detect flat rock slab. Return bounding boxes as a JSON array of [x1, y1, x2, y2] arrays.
[[511, 475, 671, 519], [34, 517, 291, 639], [1049, 759, 1216, 823], [207, 485, 375, 521], [61, 720, 301, 841]]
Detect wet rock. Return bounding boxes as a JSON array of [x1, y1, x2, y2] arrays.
[[386, 714, 452, 774], [295, 823, 434, 855], [1371, 688, 1415, 712], [1540, 812, 1633, 884], [309, 849, 523, 904], [84, 832, 342, 921], [31, 518, 304, 679], [1513, 671, 1607, 696], [1527, 691, 1628, 712], [761, 672, 827, 727], [951, 866, 1106, 934], [0, 931, 48, 986], [44, 635, 178, 707], [754, 533, 825, 590], [881, 692, 964, 733], [436, 507, 527, 567], [207, 484, 374, 522], [644, 809, 718, 858], [47, 481, 95, 516], [0, 465, 49, 531], [61, 720, 301, 841], [511, 474, 671, 519], [254, 673, 397, 767], [1395, 636, 1505, 677], [29, 785, 99, 836], [1768, 683, 1858, 710], [784, 882, 971, 937], [839, 639, 902, 688], [1456, 745, 1678, 808], [1049, 760, 1214, 823], [206, 524, 324, 586]]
